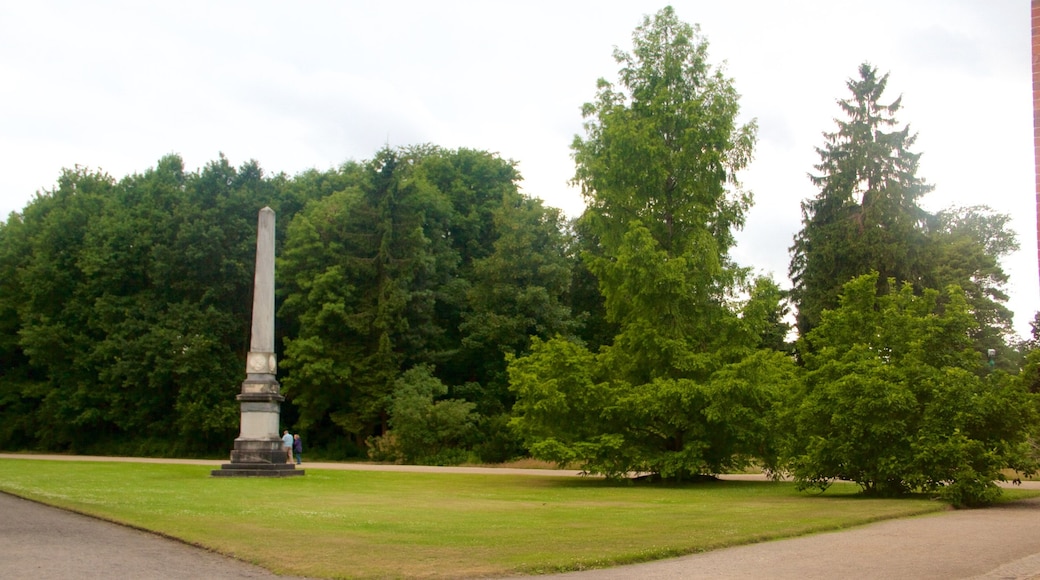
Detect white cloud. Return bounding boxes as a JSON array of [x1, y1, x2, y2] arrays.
[[1, 0, 1036, 335]]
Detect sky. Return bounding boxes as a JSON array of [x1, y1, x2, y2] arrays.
[[2, 1, 1037, 338]]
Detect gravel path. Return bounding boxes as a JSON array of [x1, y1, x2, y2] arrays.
[[2, 454, 1040, 579]]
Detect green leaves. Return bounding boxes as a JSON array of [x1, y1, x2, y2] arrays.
[[0, 155, 281, 453], [789, 273, 1039, 505], [507, 7, 786, 480], [509, 337, 796, 479], [277, 146, 579, 458], [787, 63, 1027, 455], [573, 7, 754, 260], [367, 365, 479, 465]]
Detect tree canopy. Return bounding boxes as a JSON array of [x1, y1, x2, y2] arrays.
[[787, 273, 1038, 506], [0, 156, 269, 453], [510, 6, 791, 480], [277, 145, 577, 460], [789, 63, 1018, 369], [0, 148, 580, 461]]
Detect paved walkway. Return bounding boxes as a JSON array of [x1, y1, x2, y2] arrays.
[[513, 497, 1040, 580], [1, 454, 1040, 579], [0, 492, 307, 579]]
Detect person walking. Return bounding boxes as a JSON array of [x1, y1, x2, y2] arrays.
[[281, 430, 293, 463], [293, 434, 303, 465]]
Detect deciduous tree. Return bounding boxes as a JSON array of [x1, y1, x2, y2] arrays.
[[788, 273, 1038, 506], [512, 7, 788, 479]]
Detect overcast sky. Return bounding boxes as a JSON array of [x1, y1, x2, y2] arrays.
[[2, 1, 1036, 338]]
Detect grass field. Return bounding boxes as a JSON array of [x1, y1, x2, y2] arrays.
[[1, 459, 1034, 579]]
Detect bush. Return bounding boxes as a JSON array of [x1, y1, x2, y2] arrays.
[[370, 366, 479, 465]]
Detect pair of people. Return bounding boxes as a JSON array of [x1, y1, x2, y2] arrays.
[[281, 430, 303, 464]]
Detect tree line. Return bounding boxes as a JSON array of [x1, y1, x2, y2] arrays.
[[0, 147, 580, 461], [0, 6, 1036, 506]]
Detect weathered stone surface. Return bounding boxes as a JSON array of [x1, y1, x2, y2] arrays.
[[249, 207, 276, 357], [211, 463, 305, 477], [246, 351, 277, 375], [235, 376, 282, 442]]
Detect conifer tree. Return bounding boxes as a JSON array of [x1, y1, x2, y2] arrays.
[[789, 63, 933, 337]]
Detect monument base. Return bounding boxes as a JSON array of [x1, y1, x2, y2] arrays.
[[211, 462, 304, 477], [210, 437, 304, 477]]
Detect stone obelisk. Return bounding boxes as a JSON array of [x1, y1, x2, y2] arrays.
[[213, 207, 303, 477]]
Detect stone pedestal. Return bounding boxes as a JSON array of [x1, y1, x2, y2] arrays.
[[211, 463, 302, 477], [211, 376, 304, 477]]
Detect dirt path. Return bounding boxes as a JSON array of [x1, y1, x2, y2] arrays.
[[2, 454, 1040, 579]]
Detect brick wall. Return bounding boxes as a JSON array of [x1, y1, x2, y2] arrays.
[[1034, 1, 1040, 284]]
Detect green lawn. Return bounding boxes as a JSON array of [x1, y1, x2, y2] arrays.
[[1, 459, 1030, 579]]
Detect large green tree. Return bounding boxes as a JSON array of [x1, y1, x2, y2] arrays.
[[572, 6, 758, 382], [789, 63, 933, 337], [2, 167, 112, 449], [511, 7, 791, 479], [788, 273, 1038, 506], [790, 64, 1020, 369]]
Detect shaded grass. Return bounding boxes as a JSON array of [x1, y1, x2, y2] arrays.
[[0, 459, 1019, 579]]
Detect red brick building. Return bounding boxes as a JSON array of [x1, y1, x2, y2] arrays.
[[1034, 1, 1040, 282]]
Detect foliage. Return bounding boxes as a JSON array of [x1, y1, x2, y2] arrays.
[[279, 148, 444, 449], [1020, 316, 1040, 393], [511, 7, 789, 479], [571, 8, 755, 260], [789, 64, 1017, 364], [510, 338, 796, 479], [367, 365, 478, 465], [0, 155, 288, 454], [458, 195, 578, 413], [788, 273, 1039, 506], [0, 144, 583, 459], [926, 205, 1019, 369], [277, 145, 578, 458], [789, 63, 933, 337], [509, 337, 627, 476], [784, 63, 1029, 505]]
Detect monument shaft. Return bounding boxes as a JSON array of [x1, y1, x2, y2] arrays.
[[250, 207, 275, 355]]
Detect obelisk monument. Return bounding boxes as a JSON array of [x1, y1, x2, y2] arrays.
[[213, 207, 303, 476]]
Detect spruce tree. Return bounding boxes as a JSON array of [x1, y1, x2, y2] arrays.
[[789, 63, 933, 337]]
